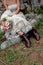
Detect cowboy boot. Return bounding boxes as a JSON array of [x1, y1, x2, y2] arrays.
[[31, 28, 40, 41], [20, 34, 31, 48]]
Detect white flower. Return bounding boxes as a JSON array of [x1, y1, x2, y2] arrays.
[[4, 21, 10, 27]]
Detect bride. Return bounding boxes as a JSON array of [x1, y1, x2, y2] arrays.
[[0, 0, 40, 49]]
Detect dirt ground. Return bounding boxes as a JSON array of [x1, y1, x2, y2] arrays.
[[0, 35, 43, 65]]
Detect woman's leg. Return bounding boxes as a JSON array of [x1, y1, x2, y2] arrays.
[[17, 31, 31, 48]]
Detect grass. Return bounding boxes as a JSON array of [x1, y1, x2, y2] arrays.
[[35, 18, 43, 36], [5, 47, 27, 63], [29, 61, 42, 65], [35, 18, 43, 29], [38, 29, 43, 36], [33, 5, 43, 14], [0, 30, 4, 40]]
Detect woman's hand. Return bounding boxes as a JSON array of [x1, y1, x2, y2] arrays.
[[16, 0, 20, 14], [18, 31, 24, 36], [16, 7, 20, 14]]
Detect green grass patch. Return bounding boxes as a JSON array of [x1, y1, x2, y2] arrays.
[[35, 18, 43, 29], [35, 18, 43, 35], [5, 48, 27, 63], [38, 29, 43, 36], [5, 51, 15, 62], [33, 5, 43, 14], [29, 61, 42, 65], [0, 30, 4, 40]]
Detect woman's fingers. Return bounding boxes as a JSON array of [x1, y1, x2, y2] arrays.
[[16, 7, 20, 14]]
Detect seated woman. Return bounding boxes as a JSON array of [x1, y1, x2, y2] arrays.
[[0, 0, 40, 49]]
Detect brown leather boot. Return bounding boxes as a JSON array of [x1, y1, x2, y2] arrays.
[[20, 34, 31, 48], [31, 29, 40, 41]]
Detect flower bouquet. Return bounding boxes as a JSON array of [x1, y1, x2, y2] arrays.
[[0, 18, 13, 40]]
